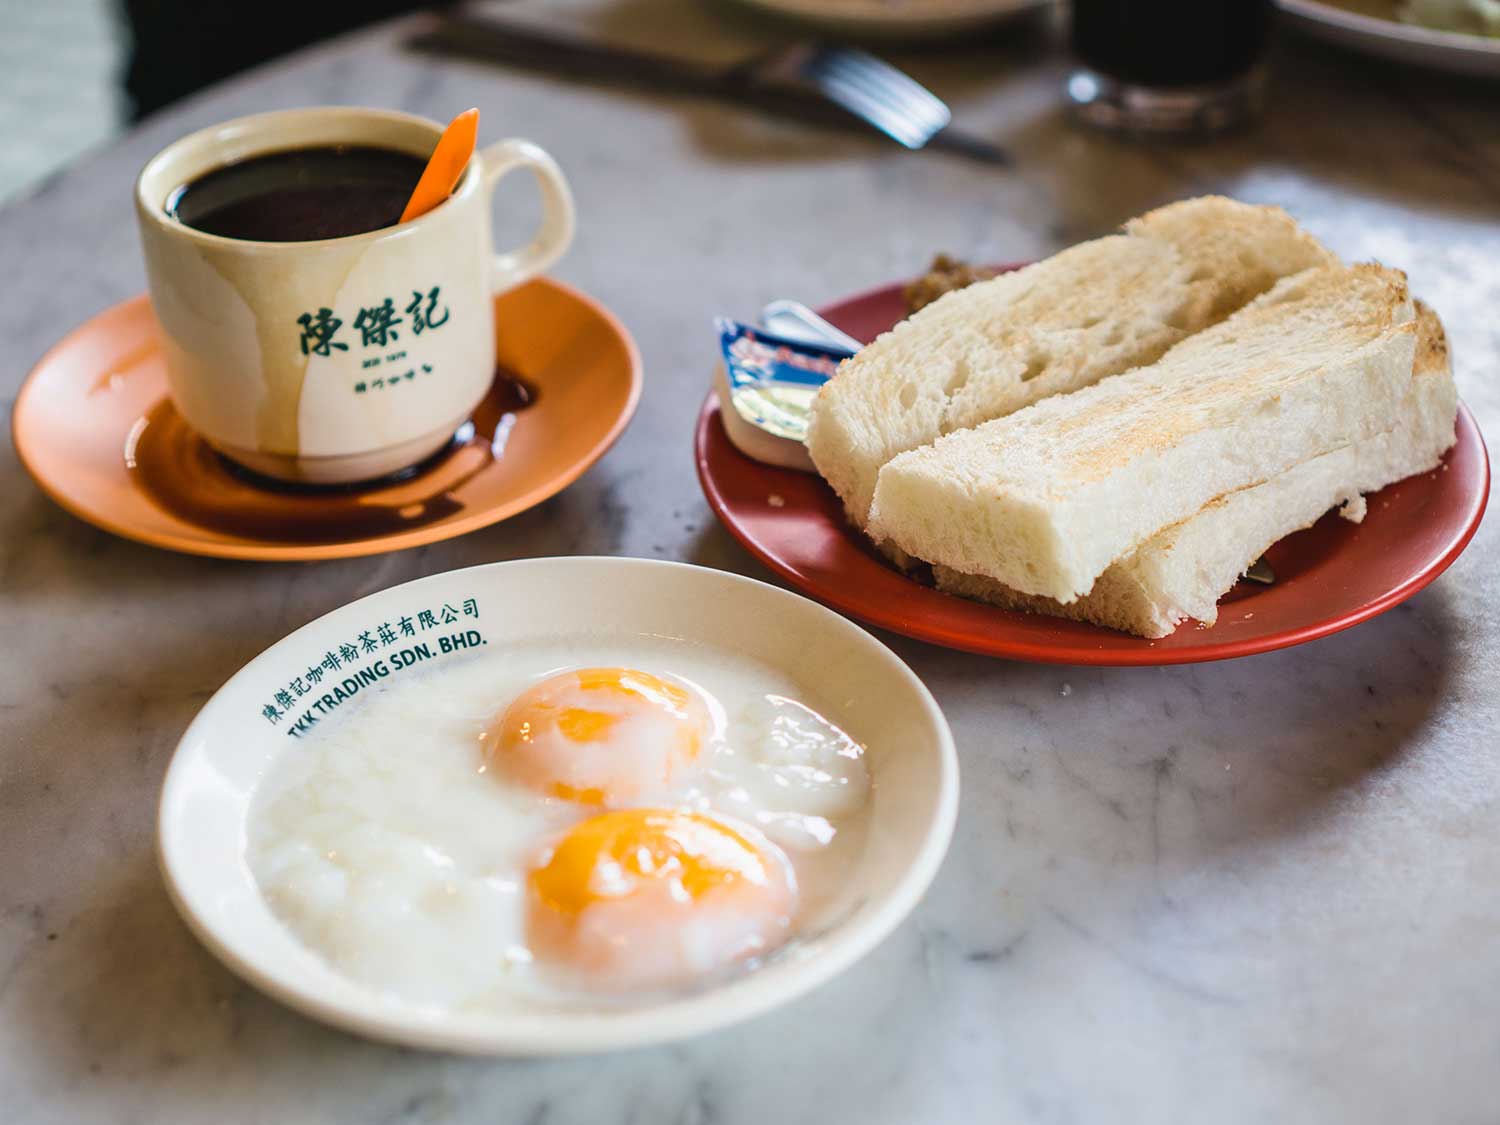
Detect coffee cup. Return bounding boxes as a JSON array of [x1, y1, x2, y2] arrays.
[[135, 106, 575, 484]]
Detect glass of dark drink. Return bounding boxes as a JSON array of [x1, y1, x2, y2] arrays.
[[1067, 0, 1273, 137]]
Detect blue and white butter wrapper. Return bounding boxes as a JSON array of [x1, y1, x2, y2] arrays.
[[712, 318, 855, 472]]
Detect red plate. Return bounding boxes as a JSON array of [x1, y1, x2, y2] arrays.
[[695, 277, 1491, 665]]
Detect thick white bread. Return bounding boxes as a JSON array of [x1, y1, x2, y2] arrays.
[[932, 302, 1458, 637], [805, 197, 1336, 529], [868, 264, 1419, 604]]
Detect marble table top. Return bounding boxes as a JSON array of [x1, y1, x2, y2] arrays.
[[2, 3, 1497, 1122]]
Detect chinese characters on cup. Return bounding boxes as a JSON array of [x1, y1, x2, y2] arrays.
[[296, 285, 453, 396]]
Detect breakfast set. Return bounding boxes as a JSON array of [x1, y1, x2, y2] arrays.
[[10, 97, 1489, 1056]]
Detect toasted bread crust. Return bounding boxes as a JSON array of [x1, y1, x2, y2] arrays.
[[807, 196, 1338, 531], [932, 301, 1457, 636], [869, 264, 1420, 602]]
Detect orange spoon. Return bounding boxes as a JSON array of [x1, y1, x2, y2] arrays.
[[399, 108, 479, 223]]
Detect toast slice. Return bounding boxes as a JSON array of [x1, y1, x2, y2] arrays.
[[867, 264, 1419, 604], [931, 302, 1458, 637], [806, 196, 1336, 530]]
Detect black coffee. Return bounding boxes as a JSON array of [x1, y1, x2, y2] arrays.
[[1072, 0, 1272, 88], [166, 145, 427, 242]]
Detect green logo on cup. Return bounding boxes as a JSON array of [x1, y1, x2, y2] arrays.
[[296, 308, 348, 356], [297, 285, 451, 356]]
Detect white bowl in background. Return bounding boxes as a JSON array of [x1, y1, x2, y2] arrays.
[[1278, 0, 1500, 79], [158, 557, 958, 1055]]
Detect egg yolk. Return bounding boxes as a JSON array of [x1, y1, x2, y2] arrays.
[[486, 668, 709, 807], [527, 809, 797, 991]]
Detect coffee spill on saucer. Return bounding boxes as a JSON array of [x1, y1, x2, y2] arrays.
[[128, 365, 534, 543]]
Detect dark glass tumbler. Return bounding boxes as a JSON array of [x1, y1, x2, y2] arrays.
[[1067, 0, 1273, 136]]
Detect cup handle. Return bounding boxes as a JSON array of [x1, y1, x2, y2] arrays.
[[478, 139, 576, 294]]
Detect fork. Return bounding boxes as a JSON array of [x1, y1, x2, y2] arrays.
[[730, 42, 952, 150], [408, 15, 1004, 162]]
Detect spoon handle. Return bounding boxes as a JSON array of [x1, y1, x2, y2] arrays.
[[400, 107, 480, 224]]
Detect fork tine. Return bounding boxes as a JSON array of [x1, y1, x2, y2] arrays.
[[818, 47, 951, 128], [813, 55, 949, 138], [823, 48, 949, 115], [804, 69, 931, 147], [802, 47, 950, 147]]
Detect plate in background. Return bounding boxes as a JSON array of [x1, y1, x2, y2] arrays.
[[729, 0, 1052, 39], [1277, 0, 1500, 78]]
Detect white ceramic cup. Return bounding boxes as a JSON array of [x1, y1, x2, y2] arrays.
[[135, 107, 575, 484]]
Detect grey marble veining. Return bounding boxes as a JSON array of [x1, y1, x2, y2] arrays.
[[2, 3, 1498, 1123]]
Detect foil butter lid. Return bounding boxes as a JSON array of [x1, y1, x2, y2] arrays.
[[712, 318, 855, 472]]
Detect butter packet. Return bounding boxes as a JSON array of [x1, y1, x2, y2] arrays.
[[713, 318, 854, 472]]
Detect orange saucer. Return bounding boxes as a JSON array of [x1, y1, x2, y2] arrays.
[[13, 279, 641, 561]]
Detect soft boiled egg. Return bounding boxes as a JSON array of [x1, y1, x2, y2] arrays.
[[250, 638, 872, 1012], [484, 668, 712, 807], [527, 808, 797, 991]]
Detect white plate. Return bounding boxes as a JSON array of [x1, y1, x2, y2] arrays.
[[1277, 0, 1500, 78], [158, 557, 958, 1055], [730, 0, 1052, 39]]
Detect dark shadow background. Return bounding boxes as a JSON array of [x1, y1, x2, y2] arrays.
[[120, 1, 437, 119]]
